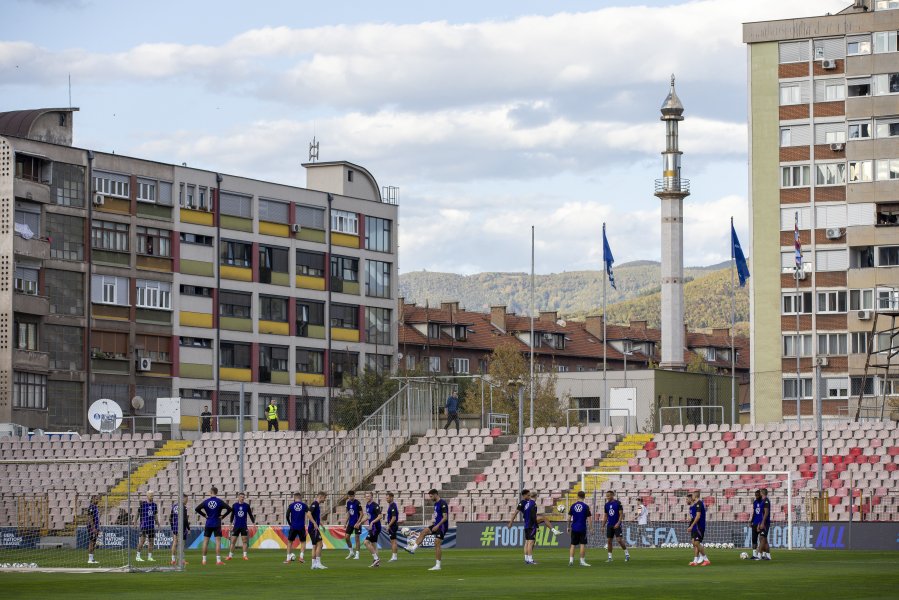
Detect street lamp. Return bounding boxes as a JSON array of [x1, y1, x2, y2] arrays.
[[623, 350, 634, 388]]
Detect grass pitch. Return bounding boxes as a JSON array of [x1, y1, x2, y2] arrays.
[[3, 548, 898, 599]]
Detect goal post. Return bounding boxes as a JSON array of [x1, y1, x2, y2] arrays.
[[579, 470, 807, 550], [0, 456, 185, 573]]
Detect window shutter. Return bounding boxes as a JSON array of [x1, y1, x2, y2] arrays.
[[781, 206, 811, 230], [259, 199, 289, 223], [220, 192, 252, 218], [157, 182, 173, 206], [116, 276, 129, 305], [799, 80, 811, 103], [814, 121, 845, 143], [847, 203, 875, 226], [815, 38, 845, 60], [816, 249, 849, 272], [296, 204, 325, 229], [779, 41, 802, 63], [788, 125, 811, 146], [815, 204, 847, 228]]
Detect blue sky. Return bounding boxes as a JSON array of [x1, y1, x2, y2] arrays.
[[1, 0, 848, 274]]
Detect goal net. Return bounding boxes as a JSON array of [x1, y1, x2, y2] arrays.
[[0, 456, 185, 572], [578, 470, 810, 550]]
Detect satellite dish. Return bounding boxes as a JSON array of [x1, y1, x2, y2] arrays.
[[131, 396, 145, 411], [88, 399, 123, 432], [397, 352, 404, 360], [557, 319, 567, 327]]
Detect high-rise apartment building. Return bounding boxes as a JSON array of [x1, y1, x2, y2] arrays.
[[0, 108, 398, 432], [744, 1, 899, 423]]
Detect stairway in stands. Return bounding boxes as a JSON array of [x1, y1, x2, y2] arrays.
[[103, 439, 193, 506], [440, 435, 519, 499], [564, 432, 654, 505]]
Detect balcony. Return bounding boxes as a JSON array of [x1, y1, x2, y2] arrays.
[[654, 178, 690, 194], [13, 348, 49, 371], [13, 235, 50, 260], [13, 292, 49, 316], [14, 178, 50, 204], [296, 372, 326, 387]]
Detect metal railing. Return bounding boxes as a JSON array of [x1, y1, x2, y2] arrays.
[[117, 416, 174, 437], [566, 408, 633, 432], [487, 413, 510, 433], [654, 177, 690, 194], [197, 414, 260, 434], [658, 405, 724, 429]]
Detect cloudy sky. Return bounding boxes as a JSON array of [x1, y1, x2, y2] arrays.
[[2, 0, 846, 274]]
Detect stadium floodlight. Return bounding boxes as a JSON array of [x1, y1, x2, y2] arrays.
[[578, 470, 805, 550]]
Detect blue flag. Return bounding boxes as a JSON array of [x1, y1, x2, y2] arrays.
[[603, 223, 616, 290], [731, 222, 750, 288]]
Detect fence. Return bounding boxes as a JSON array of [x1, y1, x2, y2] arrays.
[[658, 405, 723, 430], [566, 408, 633, 432]]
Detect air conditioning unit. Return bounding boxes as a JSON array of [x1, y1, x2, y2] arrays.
[[816, 356, 829, 367], [292, 224, 301, 233], [137, 357, 152, 372], [858, 310, 872, 320], [93, 195, 104, 206], [793, 270, 807, 280], [830, 143, 845, 151], [821, 59, 837, 70], [826, 227, 843, 239]]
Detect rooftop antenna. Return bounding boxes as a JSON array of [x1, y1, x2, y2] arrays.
[[68, 73, 72, 107], [308, 136, 320, 163]]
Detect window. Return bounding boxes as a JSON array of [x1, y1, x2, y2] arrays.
[[136, 334, 171, 361], [780, 207, 811, 231], [879, 288, 899, 311], [13, 372, 47, 409], [179, 336, 212, 348], [876, 158, 899, 180], [453, 325, 468, 341], [331, 351, 358, 387], [851, 376, 876, 397], [780, 127, 791, 147], [783, 378, 813, 399], [179, 232, 212, 246], [816, 204, 847, 228], [258, 198, 289, 223], [851, 332, 869, 354], [136, 226, 172, 257], [219, 192, 252, 218], [365, 307, 392, 345], [814, 122, 842, 144], [825, 377, 849, 399], [14, 320, 38, 350], [331, 209, 358, 234], [14, 266, 38, 295], [52, 162, 85, 207], [876, 117, 899, 138], [428, 323, 441, 339], [874, 73, 899, 95], [366, 353, 391, 374], [451, 358, 469, 374], [850, 289, 874, 311], [297, 301, 325, 334], [136, 180, 156, 202], [406, 355, 417, 371], [823, 81, 845, 101], [816, 249, 849, 272], [136, 279, 172, 310], [347, 169, 354, 182], [91, 220, 129, 252], [876, 1, 899, 10], [816, 163, 846, 186], [46, 213, 84, 261], [296, 349, 324, 374], [180, 284, 212, 297], [365, 216, 392, 252], [848, 161, 873, 182], [93, 171, 130, 198], [847, 36, 872, 56], [296, 250, 325, 277], [218, 391, 250, 417], [220, 240, 251, 267], [179, 184, 209, 210], [365, 260, 391, 298], [779, 41, 809, 63], [818, 333, 848, 355], [874, 31, 898, 53], [219, 291, 251, 319], [46, 269, 83, 315], [14, 202, 40, 237], [16, 154, 50, 183], [879, 246, 899, 266], [782, 334, 812, 357], [848, 77, 872, 97], [782, 292, 812, 315], [92, 330, 128, 359], [848, 120, 872, 140], [220, 341, 251, 369], [331, 303, 358, 329], [330, 255, 359, 289], [428, 356, 441, 373], [259, 345, 289, 379], [781, 165, 810, 188], [295, 204, 325, 230], [260, 295, 288, 321], [850, 246, 875, 268], [44, 325, 82, 371], [258, 245, 288, 275], [779, 83, 802, 105], [817, 290, 847, 313], [91, 275, 129, 306], [296, 396, 325, 426]]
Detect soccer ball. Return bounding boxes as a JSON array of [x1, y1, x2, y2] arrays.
[[400, 527, 412, 537], [557, 504, 566, 513], [740, 552, 749, 560], [288, 553, 296, 562]]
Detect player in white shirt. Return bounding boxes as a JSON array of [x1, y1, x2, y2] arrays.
[[636, 498, 650, 547]]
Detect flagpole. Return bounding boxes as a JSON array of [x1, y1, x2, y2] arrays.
[[731, 217, 736, 426], [530, 225, 535, 431], [602, 223, 608, 428]]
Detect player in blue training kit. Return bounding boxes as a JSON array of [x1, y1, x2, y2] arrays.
[[87, 495, 100, 564], [408, 488, 448, 571], [385, 492, 400, 562], [758, 488, 772, 560], [344, 490, 362, 560], [309, 492, 327, 570], [196, 485, 232, 565], [687, 492, 710, 566], [228, 492, 255, 561], [508, 489, 533, 564], [136, 491, 159, 562], [362, 492, 384, 568], [170, 494, 190, 565], [568, 490, 593, 566], [285, 493, 310, 564], [750, 490, 763, 560], [602, 490, 630, 562]]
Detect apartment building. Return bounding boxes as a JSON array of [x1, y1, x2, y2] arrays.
[[744, 0, 899, 423], [0, 108, 398, 432]]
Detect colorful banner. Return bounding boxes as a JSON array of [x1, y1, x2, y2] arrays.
[[185, 525, 456, 550], [457, 523, 568, 548]]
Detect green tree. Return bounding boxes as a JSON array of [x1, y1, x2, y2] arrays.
[[334, 369, 399, 430]]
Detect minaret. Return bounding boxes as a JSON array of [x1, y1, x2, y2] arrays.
[[655, 75, 690, 370]]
